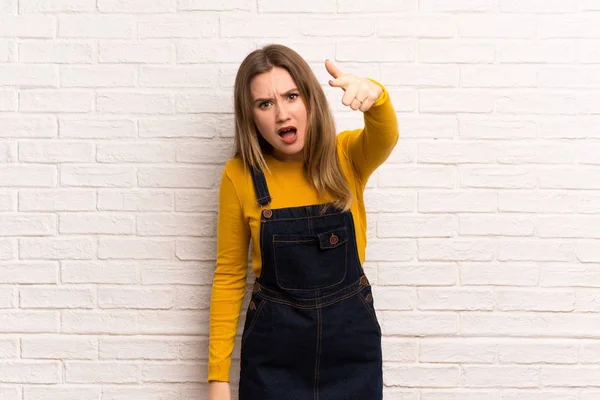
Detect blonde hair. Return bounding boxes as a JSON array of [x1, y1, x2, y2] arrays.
[[233, 44, 352, 210]]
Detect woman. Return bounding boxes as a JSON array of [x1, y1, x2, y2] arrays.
[[208, 44, 399, 400]]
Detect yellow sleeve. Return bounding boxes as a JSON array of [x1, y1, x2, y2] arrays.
[[342, 79, 399, 184], [207, 164, 250, 382]]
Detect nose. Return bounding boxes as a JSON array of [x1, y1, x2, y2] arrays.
[[276, 102, 290, 123]]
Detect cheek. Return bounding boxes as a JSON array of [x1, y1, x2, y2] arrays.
[[253, 112, 272, 137]]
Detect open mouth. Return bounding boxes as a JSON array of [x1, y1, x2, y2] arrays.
[[278, 126, 297, 144]]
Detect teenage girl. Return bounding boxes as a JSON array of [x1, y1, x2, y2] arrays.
[[208, 44, 399, 400]]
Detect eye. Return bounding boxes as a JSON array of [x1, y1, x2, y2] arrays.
[[258, 101, 271, 109], [288, 93, 299, 100]]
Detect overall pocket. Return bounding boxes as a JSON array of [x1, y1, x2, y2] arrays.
[[272, 226, 348, 290], [241, 296, 267, 346]]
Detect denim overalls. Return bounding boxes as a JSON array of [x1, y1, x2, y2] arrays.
[[238, 166, 383, 400]]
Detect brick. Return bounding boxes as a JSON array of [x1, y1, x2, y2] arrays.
[[540, 168, 600, 190], [500, 93, 577, 115], [61, 311, 137, 334], [302, 17, 375, 37], [98, 238, 174, 260], [99, 190, 173, 211], [577, 40, 600, 63], [498, 241, 575, 262], [461, 263, 539, 287], [138, 310, 208, 334], [379, 166, 455, 188], [337, 39, 416, 62], [21, 337, 97, 359], [98, 288, 175, 309], [174, 90, 232, 113], [537, 216, 600, 239], [0, 361, 60, 384], [175, 285, 211, 310], [421, 0, 497, 12], [23, 387, 101, 400], [20, 238, 94, 260], [541, 366, 600, 387], [179, 338, 209, 359], [0, 262, 57, 284], [0, 90, 15, 111], [0, 338, 18, 358], [418, 141, 496, 164], [141, 362, 206, 383], [59, 16, 134, 39], [178, 0, 251, 10], [175, 190, 217, 212], [20, 0, 95, 12], [0, 311, 58, 333], [175, 238, 216, 261], [0, 166, 55, 187], [97, 141, 176, 163], [138, 166, 220, 188], [61, 66, 135, 88], [19, 141, 94, 163], [20, 91, 93, 113], [97, 92, 174, 114], [459, 118, 537, 139], [397, 116, 457, 139], [60, 119, 135, 139], [19, 189, 95, 212], [139, 65, 218, 88], [138, 116, 222, 138], [578, 193, 600, 214], [381, 64, 458, 87], [0, 287, 15, 308], [497, 289, 574, 312], [141, 263, 208, 285], [577, 242, 600, 262], [59, 213, 134, 235], [498, 341, 578, 364], [0, 16, 55, 38], [176, 39, 255, 63], [61, 165, 136, 188], [500, 0, 578, 12], [461, 65, 537, 88], [383, 312, 458, 335], [459, 215, 535, 236], [378, 215, 455, 238], [0, 191, 13, 211], [418, 191, 496, 213], [460, 166, 537, 189], [0, 39, 13, 62], [539, 16, 600, 39], [102, 387, 179, 400], [419, 239, 495, 261], [365, 239, 416, 261], [379, 15, 455, 38], [541, 263, 600, 288], [176, 140, 233, 164], [98, 0, 176, 12], [418, 289, 495, 311], [0, 214, 55, 236], [0, 65, 57, 87], [65, 361, 139, 383], [259, 0, 336, 12], [99, 338, 179, 359], [61, 261, 138, 284], [137, 214, 215, 236], [99, 40, 171, 63], [420, 90, 495, 113], [458, 15, 536, 38], [419, 39, 495, 63], [499, 40, 576, 63], [0, 239, 13, 260], [420, 340, 496, 363], [138, 16, 218, 38], [381, 339, 417, 363], [497, 143, 575, 164], [463, 366, 538, 388]]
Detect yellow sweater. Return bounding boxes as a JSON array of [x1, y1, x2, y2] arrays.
[[208, 81, 399, 382]]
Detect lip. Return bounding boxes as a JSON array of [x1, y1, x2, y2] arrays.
[[277, 125, 296, 134]]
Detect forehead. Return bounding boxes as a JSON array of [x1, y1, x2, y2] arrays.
[[250, 67, 296, 98]]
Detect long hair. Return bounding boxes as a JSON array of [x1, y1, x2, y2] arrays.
[[233, 44, 352, 210]]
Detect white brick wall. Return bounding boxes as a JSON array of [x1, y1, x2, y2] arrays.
[[1, 0, 600, 398]]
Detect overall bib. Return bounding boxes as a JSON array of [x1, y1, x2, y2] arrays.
[[239, 167, 383, 400]]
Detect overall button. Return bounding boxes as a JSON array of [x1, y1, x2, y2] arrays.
[[262, 209, 272, 218], [329, 233, 339, 245], [253, 282, 260, 292], [360, 276, 369, 286], [249, 301, 256, 310], [365, 294, 373, 303]]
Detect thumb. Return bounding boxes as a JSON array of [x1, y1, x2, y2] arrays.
[[325, 59, 343, 80]]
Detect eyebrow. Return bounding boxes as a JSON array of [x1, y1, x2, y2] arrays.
[[253, 88, 299, 105]]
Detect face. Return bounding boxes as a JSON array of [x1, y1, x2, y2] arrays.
[[250, 67, 308, 162]]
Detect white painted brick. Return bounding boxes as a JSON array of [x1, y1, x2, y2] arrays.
[[98, 238, 174, 260], [379, 166, 455, 188], [61, 165, 136, 188], [498, 341, 579, 364], [178, 0, 251, 10], [418, 141, 496, 164], [420, 340, 496, 363], [539, 66, 600, 88], [462, 65, 537, 88], [98, 0, 176, 13], [381, 64, 458, 87], [19, 190, 95, 212], [497, 142, 575, 164], [498, 241, 575, 262], [419, 239, 495, 261], [20, 238, 94, 260], [459, 215, 535, 236], [460, 166, 537, 189], [61, 261, 138, 284], [419, 90, 495, 113], [383, 312, 458, 335], [176, 39, 255, 63], [21, 337, 97, 359], [99, 190, 173, 211], [0, 191, 14, 211], [20, 0, 95, 13], [97, 92, 174, 115], [580, 341, 600, 362], [363, 190, 414, 213], [459, 15, 536, 38], [23, 386, 101, 400], [61, 66, 135, 88], [98, 287, 175, 309], [99, 338, 178, 359], [20, 91, 93, 113], [175, 285, 211, 309], [365, 239, 415, 261], [578, 193, 600, 213], [418, 191, 497, 213], [385, 365, 459, 388], [0, 0, 12, 13], [0, 287, 15, 308], [577, 242, 600, 262], [502, 0, 578, 12], [0, 39, 13, 62], [540, 263, 600, 288], [537, 216, 600, 239], [419, 39, 495, 64], [181, 386, 209, 400], [101, 387, 179, 400], [0, 311, 58, 333], [97, 141, 175, 163], [221, 15, 299, 38], [61, 311, 136, 334], [142, 362, 206, 383], [418, 289, 494, 311], [258, 0, 335, 12], [176, 140, 232, 164], [578, 92, 600, 114], [0, 239, 13, 260], [0, 141, 10, 162], [174, 90, 231, 113], [0, 166, 55, 187], [583, 392, 600, 400], [139, 66, 219, 88], [541, 366, 600, 387], [138, 166, 220, 188], [0, 214, 55, 236], [59, 118, 135, 139], [179, 338, 209, 360], [0, 65, 57, 87], [421, 391, 498, 400], [459, 118, 537, 140], [463, 366, 538, 388], [304, 17, 377, 38], [381, 339, 417, 363], [577, 40, 600, 63], [138, 16, 218, 38], [378, 215, 455, 238], [539, 16, 600, 39], [138, 116, 222, 138], [461, 263, 538, 286], [175, 190, 217, 212], [379, 15, 454, 38], [137, 310, 208, 334], [1, 116, 56, 138], [59, 213, 134, 235], [141, 263, 207, 285], [0, 362, 60, 384], [0, 338, 18, 358], [175, 238, 216, 261], [137, 214, 215, 236], [99, 41, 171, 63], [19, 141, 94, 163], [0, 262, 57, 284], [0, 90, 15, 111], [337, 39, 416, 62], [540, 168, 600, 190], [497, 290, 574, 311], [499, 40, 576, 63], [58, 16, 134, 39], [422, 0, 497, 12], [499, 191, 576, 213], [0, 16, 55, 38], [65, 361, 139, 383]]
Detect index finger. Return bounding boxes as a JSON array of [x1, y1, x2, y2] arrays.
[[325, 59, 343, 79]]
